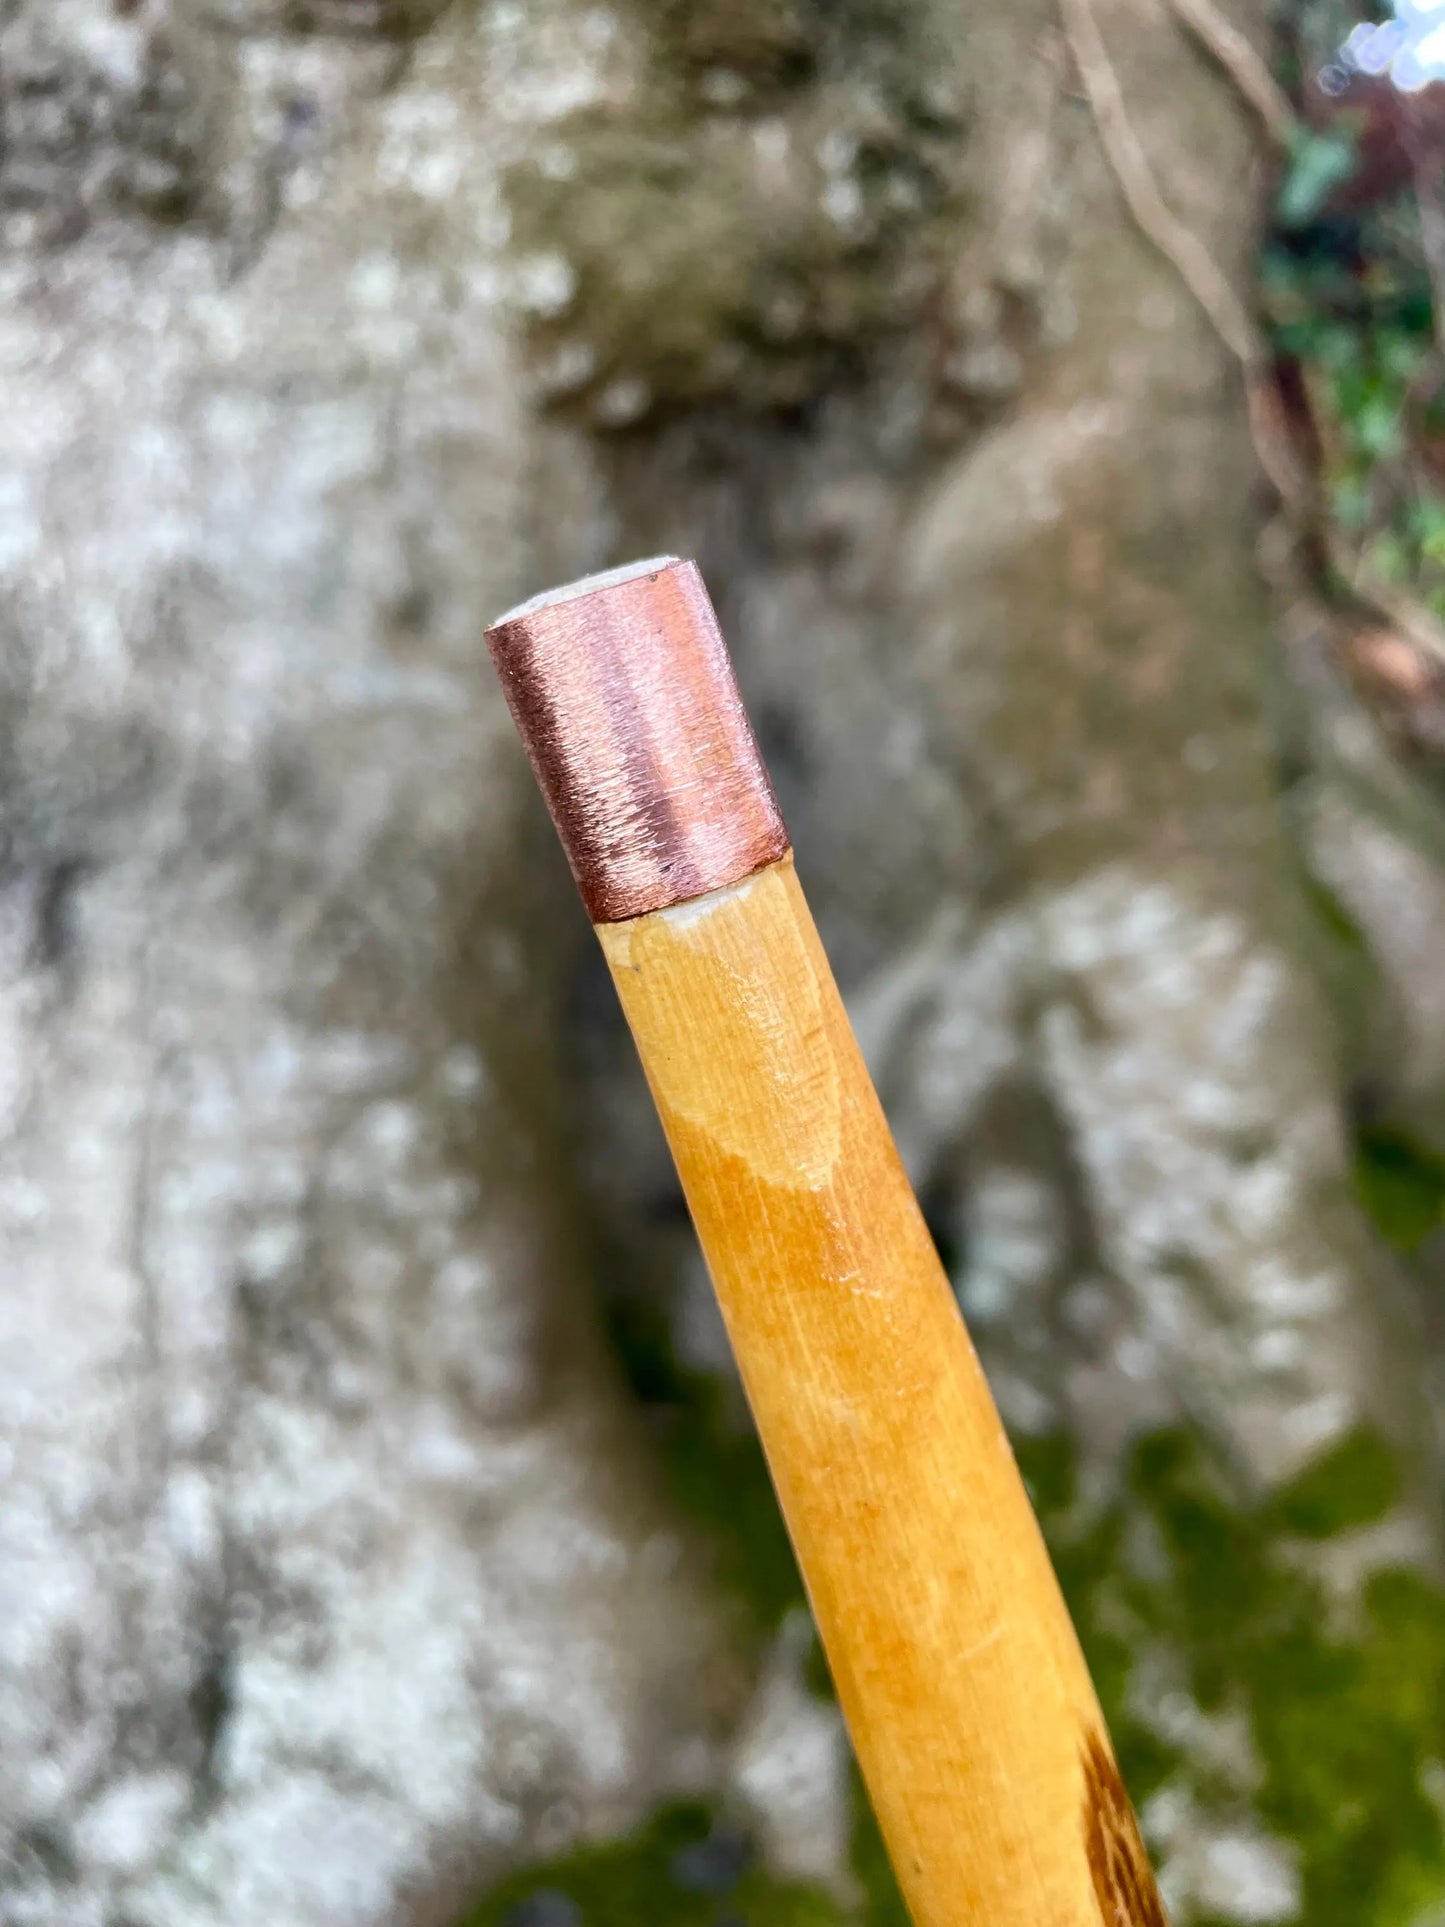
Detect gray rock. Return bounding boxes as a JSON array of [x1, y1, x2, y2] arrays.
[[2, 0, 1442, 1921], [0, 6, 727, 1923]]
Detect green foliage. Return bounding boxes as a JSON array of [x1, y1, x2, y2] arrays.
[[1020, 1428, 1445, 1927], [1260, 50, 1445, 627], [1276, 129, 1357, 230], [461, 1804, 843, 1927], [1354, 1124, 1445, 1252]]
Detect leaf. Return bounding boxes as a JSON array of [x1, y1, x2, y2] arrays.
[[1277, 130, 1358, 228]]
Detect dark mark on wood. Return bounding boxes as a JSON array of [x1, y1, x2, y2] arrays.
[[1081, 1729, 1168, 1926]]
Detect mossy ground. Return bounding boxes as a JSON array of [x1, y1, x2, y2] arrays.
[[465, 1271, 1445, 1925], [1021, 1427, 1445, 1927]]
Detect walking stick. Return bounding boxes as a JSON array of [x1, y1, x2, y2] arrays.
[[487, 557, 1166, 1927]]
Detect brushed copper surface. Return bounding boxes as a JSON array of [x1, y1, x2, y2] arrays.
[[486, 556, 790, 923]]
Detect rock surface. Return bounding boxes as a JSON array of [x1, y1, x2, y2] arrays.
[[1, 1, 1443, 1923], [0, 7, 727, 1923]]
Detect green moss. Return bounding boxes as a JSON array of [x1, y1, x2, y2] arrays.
[[1354, 1124, 1445, 1253], [602, 1301, 1445, 1926], [633, 0, 920, 87], [1287, 874, 1374, 1077], [502, 0, 966, 426], [637, 0, 817, 81], [460, 1804, 844, 1927], [847, 1770, 910, 1927], [591, 1277, 1441, 1926], [1018, 1428, 1077, 1516], [286, 0, 445, 32], [606, 1293, 806, 1639], [1243, 1565, 1445, 1924], [505, 105, 954, 422], [1298, 869, 1366, 958], [467, 1342, 1442, 1926], [1264, 1426, 1402, 1538], [603, 1297, 910, 1918], [1026, 1428, 1445, 1926], [506, 120, 767, 412], [458, 1788, 919, 1926]]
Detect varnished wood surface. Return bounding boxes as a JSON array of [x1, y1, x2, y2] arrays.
[[598, 855, 1165, 1927]]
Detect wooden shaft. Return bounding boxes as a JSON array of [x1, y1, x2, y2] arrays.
[[486, 555, 1163, 1923], [597, 854, 1165, 1927]]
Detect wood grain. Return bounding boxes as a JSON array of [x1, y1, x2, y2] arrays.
[[597, 854, 1166, 1927]]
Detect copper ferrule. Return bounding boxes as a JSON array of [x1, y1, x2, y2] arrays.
[[486, 557, 790, 923]]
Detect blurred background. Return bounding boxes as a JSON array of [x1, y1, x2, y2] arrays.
[[1, 0, 1443, 1922]]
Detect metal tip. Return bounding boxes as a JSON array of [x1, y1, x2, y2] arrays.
[[486, 557, 789, 923], [492, 556, 683, 628]]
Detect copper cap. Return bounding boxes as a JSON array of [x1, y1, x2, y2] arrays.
[[486, 557, 790, 923]]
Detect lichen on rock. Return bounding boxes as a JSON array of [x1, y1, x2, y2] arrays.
[[0, 2, 225, 243], [4, 0, 1445, 1922], [501, 0, 968, 424]]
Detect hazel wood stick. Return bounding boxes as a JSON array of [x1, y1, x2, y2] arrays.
[[487, 557, 1166, 1927]]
